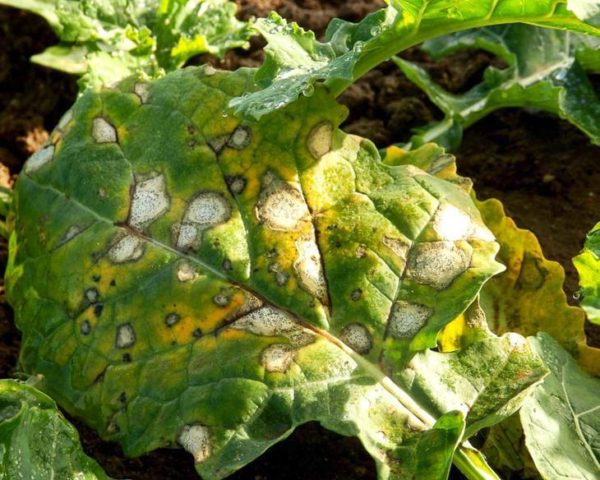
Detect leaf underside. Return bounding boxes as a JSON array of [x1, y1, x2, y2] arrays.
[[6, 67, 548, 479]]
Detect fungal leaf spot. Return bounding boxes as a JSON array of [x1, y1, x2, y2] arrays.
[[340, 324, 372, 354], [92, 117, 117, 144], [308, 122, 333, 159], [261, 343, 295, 373], [115, 323, 136, 349], [176, 192, 231, 250], [256, 174, 310, 232], [25, 145, 54, 174], [108, 234, 144, 263], [178, 424, 211, 463], [388, 301, 432, 339], [293, 238, 327, 304], [129, 173, 170, 230], [406, 241, 471, 290]]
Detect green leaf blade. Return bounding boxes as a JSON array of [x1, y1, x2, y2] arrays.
[[6, 68, 547, 478], [574, 222, 600, 325], [521, 333, 600, 479], [0, 379, 112, 480], [230, 0, 600, 119]]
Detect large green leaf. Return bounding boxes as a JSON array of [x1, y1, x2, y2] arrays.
[[394, 25, 600, 150], [520, 333, 600, 479], [574, 222, 600, 325], [0, 0, 252, 89], [229, 0, 600, 119], [0, 379, 112, 479], [5, 67, 547, 479]]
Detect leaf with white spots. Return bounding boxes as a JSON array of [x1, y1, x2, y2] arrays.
[[7, 67, 547, 479], [0, 379, 112, 480]]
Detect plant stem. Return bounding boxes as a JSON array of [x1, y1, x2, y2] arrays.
[[454, 446, 501, 480]]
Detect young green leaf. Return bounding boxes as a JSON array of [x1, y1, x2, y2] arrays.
[[230, 0, 600, 119], [520, 333, 600, 479], [0, 0, 252, 89], [394, 25, 600, 150], [574, 222, 600, 325], [0, 379, 112, 479], [6, 67, 547, 479]]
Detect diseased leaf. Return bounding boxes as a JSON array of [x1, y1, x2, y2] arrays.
[[476, 199, 600, 376], [574, 222, 600, 325], [5, 67, 547, 479], [521, 333, 600, 480], [229, 0, 600, 119], [0, 0, 252, 89], [0, 379, 112, 479], [394, 25, 600, 150]]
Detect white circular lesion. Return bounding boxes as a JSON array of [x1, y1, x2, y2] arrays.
[[255, 175, 310, 232], [115, 323, 136, 348], [178, 424, 211, 463], [307, 122, 333, 159], [406, 241, 472, 290], [340, 323, 372, 354], [108, 234, 144, 263], [25, 144, 55, 173], [92, 117, 118, 143], [260, 343, 296, 373], [129, 173, 170, 230], [388, 301, 432, 339], [176, 192, 231, 250]]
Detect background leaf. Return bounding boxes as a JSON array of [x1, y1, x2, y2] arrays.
[[0, 379, 112, 480], [394, 25, 600, 150], [574, 222, 600, 325], [0, 0, 252, 89], [520, 333, 600, 480], [229, 0, 600, 119]]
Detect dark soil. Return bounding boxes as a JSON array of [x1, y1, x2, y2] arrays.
[[0, 0, 599, 479]]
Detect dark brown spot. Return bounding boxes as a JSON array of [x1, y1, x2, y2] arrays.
[[94, 304, 104, 317], [122, 353, 132, 363]]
